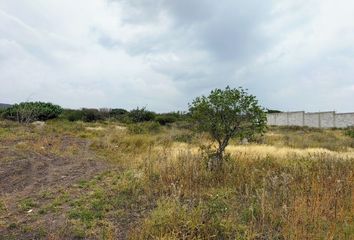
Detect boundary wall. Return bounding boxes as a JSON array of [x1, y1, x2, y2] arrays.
[[267, 111, 354, 128]]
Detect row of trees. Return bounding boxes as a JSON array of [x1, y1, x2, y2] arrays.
[[60, 107, 186, 124], [0, 103, 187, 125], [1, 87, 267, 170], [1, 102, 63, 123]]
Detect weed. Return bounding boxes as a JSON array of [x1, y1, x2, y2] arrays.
[[18, 198, 38, 212]]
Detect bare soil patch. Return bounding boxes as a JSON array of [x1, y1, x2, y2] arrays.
[[0, 136, 108, 239]]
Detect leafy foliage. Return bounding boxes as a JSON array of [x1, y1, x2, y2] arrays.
[[110, 108, 128, 120], [3, 102, 62, 123], [189, 86, 266, 169], [61, 109, 84, 122], [128, 107, 155, 123], [267, 109, 282, 113], [0, 109, 5, 119], [155, 115, 177, 125], [81, 109, 104, 122], [61, 108, 128, 122], [345, 127, 354, 139], [127, 121, 161, 134]]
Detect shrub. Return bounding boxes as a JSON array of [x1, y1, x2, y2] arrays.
[[81, 109, 104, 122], [61, 108, 114, 122], [110, 108, 128, 120], [172, 132, 194, 143], [61, 109, 84, 122], [155, 115, 177, 125], [128, 122, 161, 134], [345, 127, 354, 138], [128, 107, 155, 123], [98, 108, 111, 119], [3, 102, 62, 123], [0, 109, 5, 119]]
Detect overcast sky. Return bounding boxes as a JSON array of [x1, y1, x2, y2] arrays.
[[0, 0, 353, 112]]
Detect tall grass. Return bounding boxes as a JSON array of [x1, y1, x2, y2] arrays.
[[81, 123, 353, 239], [1, 120, 352, 239], [130, 145, 353, 239]]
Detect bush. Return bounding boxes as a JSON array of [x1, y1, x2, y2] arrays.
[[128, 122, 161, 134], [61, 108, 116, 122], [345, 127, 354, 138], [81, 109, 104, 122], [172, 132, 194, 143], [61, 109, 84, 122], [0, 109, 5, 119], [110, 108, 128, 120], [155, 115, 177, 125], [128, 107, 155, 123], [3, 102, 62, 123]]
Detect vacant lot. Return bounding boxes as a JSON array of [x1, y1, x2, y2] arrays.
[[0, 120, 353, 239]]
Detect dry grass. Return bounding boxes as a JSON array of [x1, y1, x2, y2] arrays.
[[130, 145, 353, 239], [0, 120, 353, 239]]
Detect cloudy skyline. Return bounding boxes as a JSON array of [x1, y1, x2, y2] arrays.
[[0, 0, 353, 112]]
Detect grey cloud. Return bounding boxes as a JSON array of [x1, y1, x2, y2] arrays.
[[163, 0, 214, 24], [111, 0, 163, 24], [116, 0, 274, 62], [0, 0, 353, 112], [165, 0, 273, 61]]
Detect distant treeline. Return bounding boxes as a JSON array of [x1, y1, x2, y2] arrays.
[[0, 103, 12, 109], [0, 101, 188, 125], [61, 107, 188, 124]]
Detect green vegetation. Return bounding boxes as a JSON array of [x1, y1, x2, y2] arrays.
[[0, 94, 353, 239], [59, 107, 187, 126], [128, 107, 156, 123], [18, 198, 38, 212], [266, 109, 282, 113], [2, 102, 62, 123], [110, 108, 128, 120], [345, 127, 354, 139], [60, 109, 85, 122], [260, 126, 354, 151], [155, 114, 177, 125], [189, 86, 267, 170], [0, 120, 353, 239]]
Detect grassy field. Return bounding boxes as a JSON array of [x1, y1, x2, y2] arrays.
[[0, 120, 353, 239]]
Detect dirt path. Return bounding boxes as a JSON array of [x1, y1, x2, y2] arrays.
[[0, 136, 109, 239]]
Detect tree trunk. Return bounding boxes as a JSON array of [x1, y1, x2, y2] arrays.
[[208, 147, 224, 171]]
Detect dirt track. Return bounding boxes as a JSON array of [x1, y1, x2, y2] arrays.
[[0, 136, 108, 239]]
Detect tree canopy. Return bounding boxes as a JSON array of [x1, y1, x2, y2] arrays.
[[189, 86, 266, 169]]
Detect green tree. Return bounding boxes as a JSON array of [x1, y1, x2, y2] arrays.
[[110, 108, 128, 119], [128, 107, 155, 123], [189, 86, 266, 170], [4, 102, 62, 123]]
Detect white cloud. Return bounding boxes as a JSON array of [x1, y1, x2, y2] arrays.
[[0, 0, 353, 112]]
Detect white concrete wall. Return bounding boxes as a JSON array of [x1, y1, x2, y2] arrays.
[[335, 113, 354, 128], [319, 112, 335, 128], [267, 111, 354, 128], [266, 114, 276, 125], [304, 112, 320, 128], [288, 111, 304, 126], [274, 113, 287, 126]]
